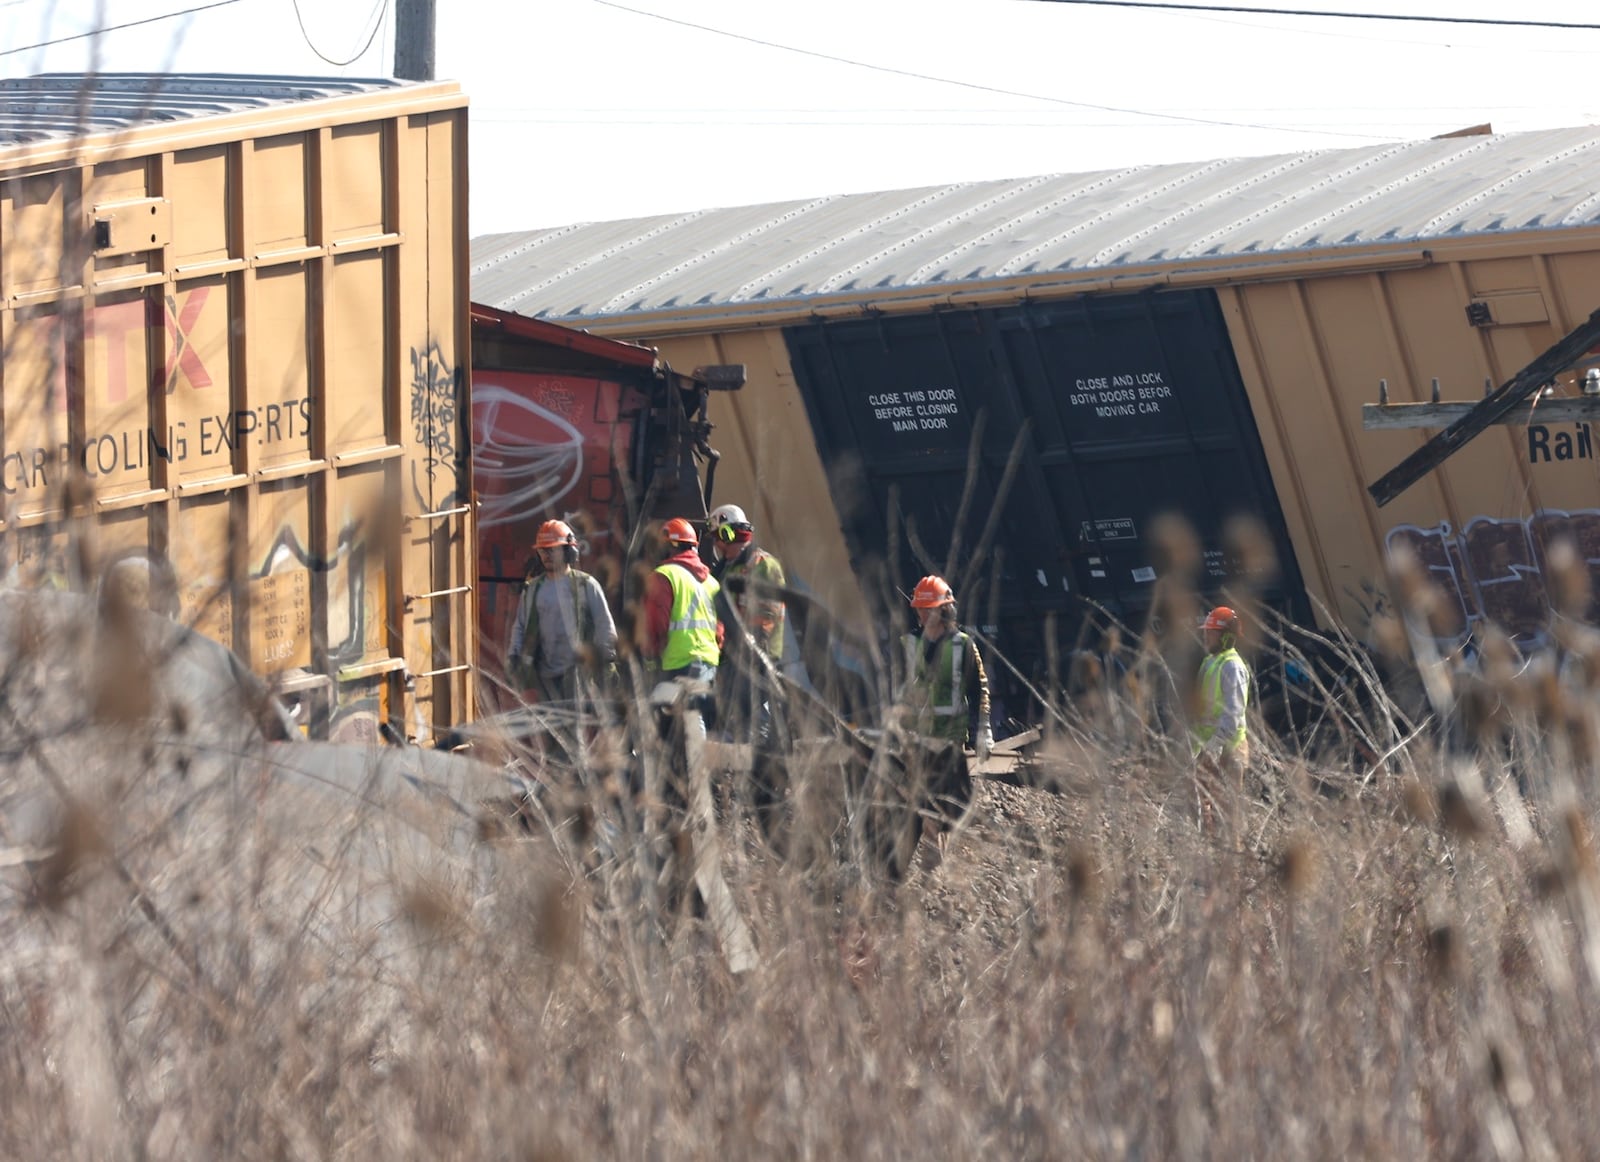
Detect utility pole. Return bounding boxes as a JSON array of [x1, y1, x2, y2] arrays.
[[393, 0, 436, 81]]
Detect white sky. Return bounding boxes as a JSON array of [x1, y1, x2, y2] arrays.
[[3, 0, 1600, 233]]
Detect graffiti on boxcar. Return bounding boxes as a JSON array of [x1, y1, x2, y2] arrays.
[[247, 523, 376, 664], [471, 384, 585, 528], [1385, 508, 1600, 645], [472, 372, 636, 656], [409, 341, 463, 505], [1, 514, 388, 737]]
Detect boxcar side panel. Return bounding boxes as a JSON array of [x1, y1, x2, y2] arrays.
[[777, 290, 1307, 684], [0, 88, 471, 741], [650, 328, 871, 629], [471, 367, 642, 689], [1231, 245, 1600, 646]]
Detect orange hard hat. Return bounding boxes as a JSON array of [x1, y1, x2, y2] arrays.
[[1203, 606, 1239, 633], [534, 519, 577, 550], [909, 575, 956, 609], [662, 517, 700, 547]]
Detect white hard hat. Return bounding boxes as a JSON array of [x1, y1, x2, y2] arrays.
[[707, 503, 751, 533]]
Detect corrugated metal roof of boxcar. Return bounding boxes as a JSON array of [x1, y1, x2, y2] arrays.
[[469, 125, 1600, 323], [0, 74, 402, 144]]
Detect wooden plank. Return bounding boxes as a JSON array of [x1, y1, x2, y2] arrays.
[[1367, 307, 1600, 507], [972, 753, 1026, 778], [992, 726, 1041, 754], [682, 712, 759, 975], [1363, 396, 1600, 430]]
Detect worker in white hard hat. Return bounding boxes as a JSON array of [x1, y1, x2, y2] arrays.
[[705, 502, 795, 843], [707, 502, 787, 738], [508, 519, 617, 703], [706, 503, 786, 661]]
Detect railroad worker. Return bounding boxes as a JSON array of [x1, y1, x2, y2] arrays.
[[896, 575, 993, 869], [707, 502, 786, 742], [508, 519, 618, 702], [898, 575, 994, 760], [707, 503, 786, 661], [642, 516, 723, 682], [1191, 605, 1251, 836]]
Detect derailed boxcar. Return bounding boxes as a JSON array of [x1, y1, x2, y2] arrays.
[[472, 127, 1600, 687], [469, 303, 728, 703], [0, 74, 472, 743]]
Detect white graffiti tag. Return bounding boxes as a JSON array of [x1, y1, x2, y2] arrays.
[[472, 385, 586, 529]]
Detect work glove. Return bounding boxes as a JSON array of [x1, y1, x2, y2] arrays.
[[976, 727, 994, 764]]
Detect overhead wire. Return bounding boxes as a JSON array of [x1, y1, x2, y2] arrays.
[[0, 0, 247, 58], [587, 0, 1392, 139], [480, 103, 1578, 115], [1142, 0, 1600, 53], [1014, 0, 1600, 31], [472, 114, 1469, 128], [292, 0, 389, 68]]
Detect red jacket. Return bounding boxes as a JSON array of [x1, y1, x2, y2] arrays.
[[644, 550, 723, 662]]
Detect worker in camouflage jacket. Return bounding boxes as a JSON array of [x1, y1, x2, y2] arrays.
[[707, 503, 787, 744]]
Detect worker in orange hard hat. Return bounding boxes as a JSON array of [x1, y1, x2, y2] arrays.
[[1192, 605, 1251, 840], [900, 576, 992, 757], [895, 575, 994, 869], [642, 516, 723, 680], [508, 518, 617, 702]]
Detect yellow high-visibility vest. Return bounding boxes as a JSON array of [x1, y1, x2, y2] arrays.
[[901, 631, 970, 743], [656, 562, 720, 671], [1194, 647, 1248, 749]]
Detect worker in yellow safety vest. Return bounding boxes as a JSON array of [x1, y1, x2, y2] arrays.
[[898, 575, 993, 760], [642, 517, 723, 682], [896, 574, 993, 869], [1192, 605, 1250, 769], [1192, 605, 1251, 840]]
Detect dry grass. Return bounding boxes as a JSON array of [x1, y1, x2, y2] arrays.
[[3, 574, 1600, 1161]]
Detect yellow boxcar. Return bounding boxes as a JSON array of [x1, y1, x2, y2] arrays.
[[0, 74, 472, 743], [472, 131, 1600, 662]]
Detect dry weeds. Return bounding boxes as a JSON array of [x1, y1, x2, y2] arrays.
[[1, 578, 1599, 1162]]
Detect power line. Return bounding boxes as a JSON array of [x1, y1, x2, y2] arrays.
[[474, 114, 1470, 128], [1016, 0, 1600, 31], [588, 0, 1392, 140], [293, 0, 389, 68], [0, 0, 248, 58], [478, 103, 1572, 115], [1163, 4, 1600, 54]]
